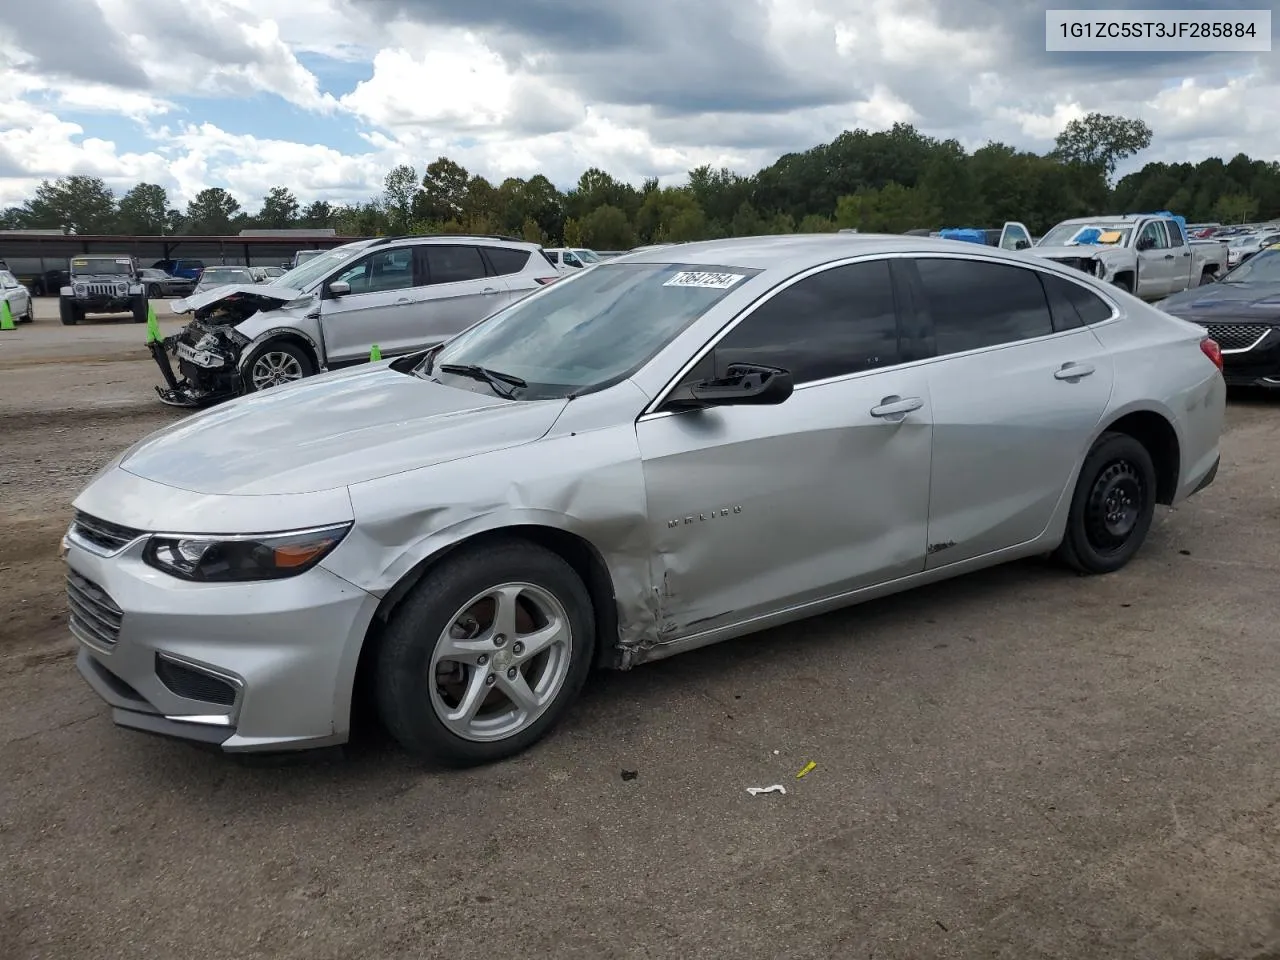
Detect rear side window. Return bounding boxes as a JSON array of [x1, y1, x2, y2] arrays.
[[914, 258, 1054, 354], [483, 247, 532, 276], [424, 246, 486, 285], [713, 259, 901, 383], [1040, 273, 1113, 328]]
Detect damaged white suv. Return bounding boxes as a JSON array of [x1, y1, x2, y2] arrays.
[[151, 235, 562, 407]]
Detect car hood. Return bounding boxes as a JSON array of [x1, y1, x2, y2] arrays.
[[172, 283, 303, 315], [1157, 281, 1280, 314], [1030, 245, 1116, 259], [117, 364, 569, 496]]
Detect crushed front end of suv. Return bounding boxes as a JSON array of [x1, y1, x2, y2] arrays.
[[60, 256, 148, 325], [149, 235, 561, 408]]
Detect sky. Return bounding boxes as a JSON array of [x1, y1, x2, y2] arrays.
[[0, 0, 1275, 212]]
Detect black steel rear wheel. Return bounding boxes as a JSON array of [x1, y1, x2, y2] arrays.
[[1055, 431, 1157, 575]]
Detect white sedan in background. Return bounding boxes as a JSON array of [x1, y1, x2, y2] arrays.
[[1, 269, 34, 323]]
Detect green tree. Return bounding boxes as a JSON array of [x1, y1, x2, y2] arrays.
[[1053, 112, 1153, 181], [797, 214, 833, 233], [184, 187, 241, 234], [116, 183, 171, 234], [22, 176, 117, 233], [300, 200, 335, 228], [416, 157, 470, 224], [580, 204, 635, 249], [1213, 192, 1259, 224], [562, 217, 584, 246], [730, 201, 765, 237], [521, 217, 544, 244], [382, 165, 418, 232], [256, 186, 299, 228]]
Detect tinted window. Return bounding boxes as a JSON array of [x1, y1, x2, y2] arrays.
[[713, 260, 900, 382], [915, 258, 1053, 354], [334, 248, 415, 294], [1138, 221, 1169, 250], [1166, 220, 1185, 245], [426, 245, 486, 284], [484, 247, 531, 276], [1060, 277, 1113, 324], [1039, 273, 1085, 331]]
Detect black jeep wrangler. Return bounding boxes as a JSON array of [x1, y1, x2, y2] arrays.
[[59, 256, 148, 325]]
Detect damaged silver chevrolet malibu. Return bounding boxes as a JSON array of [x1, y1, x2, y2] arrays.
[[67, 234, 1225, 766]]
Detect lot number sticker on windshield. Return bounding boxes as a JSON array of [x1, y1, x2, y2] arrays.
[[664, 271, 746, 289]]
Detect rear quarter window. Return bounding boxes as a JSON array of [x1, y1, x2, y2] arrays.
[[483, 247, 532, 276]]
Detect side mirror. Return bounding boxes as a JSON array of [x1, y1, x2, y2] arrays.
[[328, 280, 351, 297], [1135, 237, 1154, 251], [667, 364, 794, 411], [1015, 239, 1031, 250]]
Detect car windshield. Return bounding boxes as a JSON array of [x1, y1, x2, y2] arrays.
[[1039, 223, 1133, 247], [1221, 248, 1280, 283], [273, 244, 369, 291], [71, 258, 132, 276], [423, 262, 761, 401], [573, 249, 602, 263], [194, 267, 255, 291]]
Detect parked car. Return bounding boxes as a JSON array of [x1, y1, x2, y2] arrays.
[[0, 268, 34, 323], [191, 265, 256, 294], [68, 234, 1225, 766], [151, 258, 205, 281], [152, 235, 562, 406], [251, 266, 287, 282], [937, 222, 1034, 250], [138, 268, 196, 299], [59, 256, 148, 325], [543, 247, 602, 271], [1225, 231, 1280, 269], [1156, 243, 1280, 389], [1031, 212, 1226, 300], [290, 249, 327, 269]]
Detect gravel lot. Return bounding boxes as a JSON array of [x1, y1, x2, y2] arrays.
[[3, 298, 1279, 960]]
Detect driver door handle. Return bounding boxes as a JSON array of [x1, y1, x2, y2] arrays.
[[396, 297, 411, 303], [870, 395, 923, 419], [1055, 362, 1095, 381], [1163, 253, 1175, 260]]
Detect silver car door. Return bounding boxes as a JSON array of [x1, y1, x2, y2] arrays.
[[903, 256, 1115, 569], [636, 259, 933, 639], [415, 245, 511, 342], [319, 246, 419, 363], [1135, 221, 1175, 299]]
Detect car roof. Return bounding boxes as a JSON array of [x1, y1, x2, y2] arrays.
[[619, 233, 1050, 272]]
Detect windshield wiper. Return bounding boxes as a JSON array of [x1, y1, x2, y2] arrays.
[[438, 363, 527, 399]]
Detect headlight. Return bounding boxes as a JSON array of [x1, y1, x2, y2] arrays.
[[142, 523, 352, 582]]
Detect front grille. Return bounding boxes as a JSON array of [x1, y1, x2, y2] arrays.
[[1201, 322, 1270, 352], [71, 511, 143, 553], [155, 657, 238, 706], [67, 570, 123, 649], [82, 282, 126, 297]]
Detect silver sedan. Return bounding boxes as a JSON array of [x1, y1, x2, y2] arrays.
[[65, 235, 1226, 766]]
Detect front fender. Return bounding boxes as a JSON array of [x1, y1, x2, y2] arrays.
[[234, 326, 322, 374], [59, 286, 73, 297]]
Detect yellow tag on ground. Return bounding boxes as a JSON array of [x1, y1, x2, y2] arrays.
[[796, 761, 817, 779]]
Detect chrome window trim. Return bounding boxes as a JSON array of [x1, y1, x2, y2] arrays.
[[638, 249, 1123, 421]]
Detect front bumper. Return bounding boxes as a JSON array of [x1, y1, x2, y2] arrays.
[[1200, 322, 1280, 388], [68, 533, 381, 753], [149, 335, 243, 407]]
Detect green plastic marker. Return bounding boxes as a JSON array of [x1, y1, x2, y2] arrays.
[[369, 343, 382, 361], [145, 303, 161, 344], [0, 299, 14, 331]]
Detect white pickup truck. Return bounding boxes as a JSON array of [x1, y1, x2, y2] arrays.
[[1029, 213, 1227, 301]]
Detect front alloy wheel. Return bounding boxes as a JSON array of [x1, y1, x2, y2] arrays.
[[246, 344, 313, 391], [375, 539, 595, 766]]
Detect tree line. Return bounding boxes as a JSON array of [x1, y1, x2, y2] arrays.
[[2, 114, 1278, 247]]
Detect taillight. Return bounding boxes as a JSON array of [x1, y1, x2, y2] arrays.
[[534, 277, 558, 285], [1200, 336, 1223, 371]]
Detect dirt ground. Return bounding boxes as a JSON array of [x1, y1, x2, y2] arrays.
[[2, 298, 1280, 960]]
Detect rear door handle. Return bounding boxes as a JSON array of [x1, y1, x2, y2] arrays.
[[870, 395, 924, 419], [482, 287, 500, 295], [396, 297, 411, 303], [1163, 253, 1175, 260], [1055, 362, 1095, 381]]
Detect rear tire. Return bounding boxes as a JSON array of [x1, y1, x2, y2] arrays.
[[1055, 431, 1157, 575], [374, 540, 595, 767], [59, 298, 78, 326]]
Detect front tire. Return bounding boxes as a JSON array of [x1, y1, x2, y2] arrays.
[[130, 294, 147, 323], [374, 540, 595, 767], [242, 340, 315, 392], [147, 283, 161, 298], [58, 298, 78, 325], [20, 300, 34, 323], [1055, 431, 1157, 575], [1112, 275, 1134, 294]]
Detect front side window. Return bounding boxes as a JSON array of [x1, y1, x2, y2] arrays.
[[914, 258, 1054, 355], [711, 260, 901, 383], [1001, 225, 1031, 250], [425, 245, 486, 284], [1137, 221, 1169, 250], [335, 248, 415, 294], [425, 262, 760, 400]]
